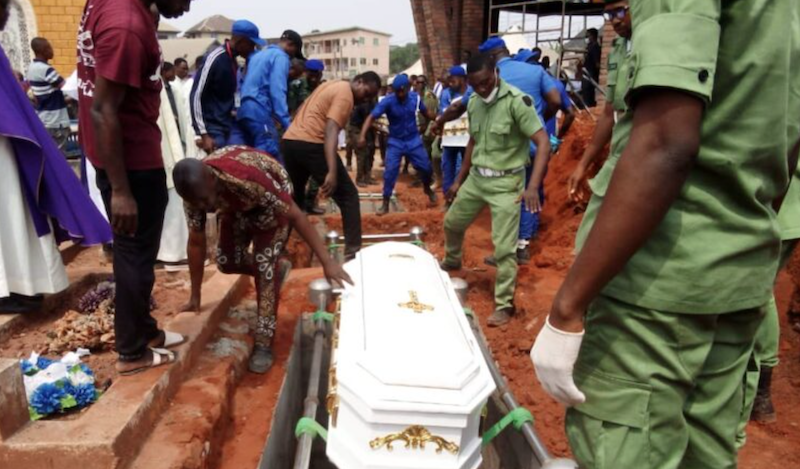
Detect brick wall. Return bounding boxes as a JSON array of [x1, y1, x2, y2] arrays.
[[410, 0, 484, 80], [31, 0, 85, 76]]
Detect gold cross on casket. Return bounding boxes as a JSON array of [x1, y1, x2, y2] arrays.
[[398, 291, 434, 314]]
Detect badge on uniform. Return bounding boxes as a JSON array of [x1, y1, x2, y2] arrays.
[[522, 96, 533, 107]]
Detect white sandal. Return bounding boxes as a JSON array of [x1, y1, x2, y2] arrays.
[[118, 348, 177, 376]]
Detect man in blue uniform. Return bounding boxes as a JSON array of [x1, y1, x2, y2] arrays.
[[190, 20, 262, 154], [359, 74, 437, 215], [238, 30, 304, 162], [438, 65, 471, 200]]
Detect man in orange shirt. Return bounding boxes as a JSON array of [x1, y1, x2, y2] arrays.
[[282, 72, 382, 258]]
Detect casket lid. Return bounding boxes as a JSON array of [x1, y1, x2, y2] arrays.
[[337, 242, 494, 411]]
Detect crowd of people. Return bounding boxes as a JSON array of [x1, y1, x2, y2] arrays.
[[1, 0, 799, 466]]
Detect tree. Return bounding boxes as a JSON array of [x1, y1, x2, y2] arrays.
[[390, 43, 419, 74]]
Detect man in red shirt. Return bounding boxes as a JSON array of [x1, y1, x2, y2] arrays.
[[77, 0, 192, 375]]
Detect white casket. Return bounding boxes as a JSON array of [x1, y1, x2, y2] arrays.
[[441, 96, 469, 148], [327, 242, 496, 469]]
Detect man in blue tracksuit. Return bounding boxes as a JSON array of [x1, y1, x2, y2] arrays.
[[438, 65, 472, 200], [191, 20, 262, 154], [237, 30, 304, 162], [359, 74, 438, 215]]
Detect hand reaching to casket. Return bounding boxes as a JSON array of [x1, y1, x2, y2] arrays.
[[530, 315, 586, 407], [323, 260, 354, 288]]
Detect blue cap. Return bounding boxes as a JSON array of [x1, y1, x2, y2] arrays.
[[448, 65, 466, 77], [232, 20, 266, 47], [514, 50, 534, 63], [478, 36, 506, 53], [306, 59, 324, 72], [392, 73, 410, 91]]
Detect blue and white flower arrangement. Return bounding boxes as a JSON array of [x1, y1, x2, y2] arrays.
[[19, 351, 102, 420]]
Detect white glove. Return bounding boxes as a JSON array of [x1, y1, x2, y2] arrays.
[[530, 316, 586, 407]]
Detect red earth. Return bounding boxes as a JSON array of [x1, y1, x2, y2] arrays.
[[216, 116, 800, 467]]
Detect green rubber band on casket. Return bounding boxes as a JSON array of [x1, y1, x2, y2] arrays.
[[295, 417, 328, 442], [312, 311, 335, 323], [481, 407, 534, 447], [463, 308, 475, 318]]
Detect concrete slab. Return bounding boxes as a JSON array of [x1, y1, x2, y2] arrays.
[[0, 359, 29, 441], [0, 269, 249, 469]]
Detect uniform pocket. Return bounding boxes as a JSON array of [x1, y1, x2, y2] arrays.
[[487, 120, 512, 153], [567, 368, 652, 469]]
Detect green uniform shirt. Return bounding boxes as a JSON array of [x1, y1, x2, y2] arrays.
[[288, 77, 310, 115], [577, 0, 800, 314], [419, 90, 438, 139], [467, 80, 543, 171], [605, 37, 632, 114]]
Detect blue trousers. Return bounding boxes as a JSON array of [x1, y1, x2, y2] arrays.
[[238, 117, 283, 163], [383, 138, 432, 198], [441, 146, 464, 195], [518, 163, 546, 241]]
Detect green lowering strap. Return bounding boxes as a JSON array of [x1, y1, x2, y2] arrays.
[[481, 407, 534, 447], [295, 417, 328, 442], [312, 311, 335, 323], [463, 308, 475, 319]]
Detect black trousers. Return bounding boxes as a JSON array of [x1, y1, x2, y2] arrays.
[[96, 168, 168, 361], [283, 139, 362, 255]]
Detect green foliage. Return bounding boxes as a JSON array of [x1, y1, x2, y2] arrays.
[[390, 43, 420, 74]]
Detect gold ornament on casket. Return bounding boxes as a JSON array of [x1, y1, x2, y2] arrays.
[[398, 290, 434, 314], [369, 425, 460, 455]]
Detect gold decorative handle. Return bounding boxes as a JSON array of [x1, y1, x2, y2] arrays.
[[369, 425, 459, 455]]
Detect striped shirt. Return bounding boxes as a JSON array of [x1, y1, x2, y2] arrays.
[[27, 59, 70, 128]]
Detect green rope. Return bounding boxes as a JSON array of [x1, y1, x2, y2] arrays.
[[463, 308, 475, 318], [481, 407, 534, 447], [312, 311, 334, 323], [295, 417, 328, 442]]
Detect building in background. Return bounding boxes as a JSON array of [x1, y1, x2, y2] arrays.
[[301, 27, 391, 80], [158, 21, 181, 40], [184, 14, 234, 40], [160, 38, 220, 67]]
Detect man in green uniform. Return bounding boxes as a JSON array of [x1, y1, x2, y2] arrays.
[[441, 53, 550, 326], [530, 1, 800, 468], [567, 0, 631, 203], [414, 75, 441, 188]]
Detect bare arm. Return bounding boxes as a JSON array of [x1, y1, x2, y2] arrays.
[[432, 100, 468, 134], [557, 105, 577, 140], [522, 129, 551, 213], [567, 102, 615, 200], [182, 228, 207, 311], [359, 114, 376, 145], [319, 118, 341, 197], [551, 89, 704, 332], [90, 76, 136, 235], [286, 202, 353, 287], [542, 87, 561, 121]]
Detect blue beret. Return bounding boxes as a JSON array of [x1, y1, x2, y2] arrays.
[[478, 36, 506, 53], [306, 59, 324, 72], [514, 50, 534, 63], [392, 73, 410, 90], [448, 66, 466, 77]]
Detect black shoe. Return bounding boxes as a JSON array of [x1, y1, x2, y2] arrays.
[[516, 247, 531, 265], [484, 256, 497, 268], [248, 345, 274, 374], [425, 187, 438, 204], [488, 306, 515, 327], [378, 199, 390, 216], [751, 367, 777, 423], [306, 205, 325, 215], [411, 179, 422, 188], [357, 179, 368, 188], [439, 260, 462, 272]]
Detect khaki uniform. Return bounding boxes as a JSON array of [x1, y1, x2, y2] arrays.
[[568, 1, 800, 467], [444, 80, 543, 310]]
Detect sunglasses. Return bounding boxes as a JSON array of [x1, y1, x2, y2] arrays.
[[603, 6, 629, 21]]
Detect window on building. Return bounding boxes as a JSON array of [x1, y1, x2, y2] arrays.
[[360, 58, 367, 65], [373, 59, 379, 66], [324, 59, 332, 67], [373, 38, 379, 46], [359, 36, 365, 45], [351, 58, 356, 66]]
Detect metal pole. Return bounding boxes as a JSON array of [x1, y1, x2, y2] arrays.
[[293, 280, 333, 469], [453, 278, 577, 469]]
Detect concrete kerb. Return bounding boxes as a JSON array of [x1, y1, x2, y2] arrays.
[[0, 269, 249, 469]]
